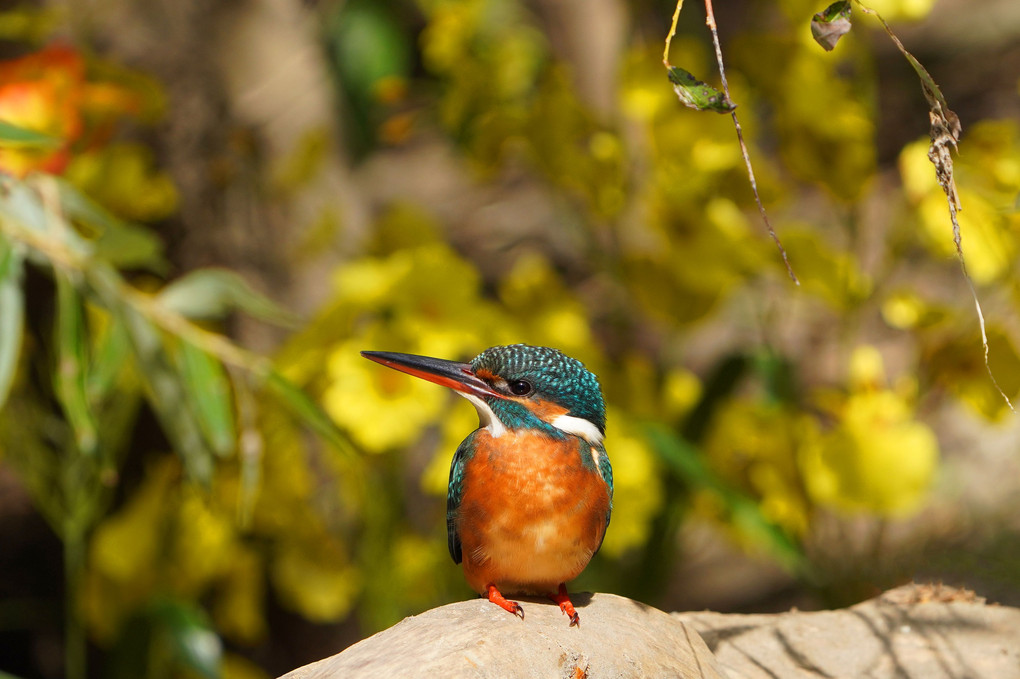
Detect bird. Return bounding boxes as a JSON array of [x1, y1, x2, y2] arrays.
[[361, 344, 612, 626]]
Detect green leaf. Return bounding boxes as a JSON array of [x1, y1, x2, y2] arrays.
[[811, 0, 852, 51], [151, 599, 222, 679], [0, 119, 60, 148], [667, 67, 736, 113], [158, 269, 298, 326], [264, 369, 356, 457], [113, 300, 215, 484], [55, 179, 167, 271], [645, 423, 805, 571], [0, 177, 48, 234], [176, 340, 236, 458], [111, 599, 222, 679], [0, 236, 25, 410], [87, 310, 132, 402], [54, 271, 99, 455]]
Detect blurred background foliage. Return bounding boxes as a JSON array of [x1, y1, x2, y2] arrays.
[[1, 0, 1019, 677]]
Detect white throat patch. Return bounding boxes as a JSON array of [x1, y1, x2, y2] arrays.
[[549, 413, 604, 447], [457, 392, 507, 438], [456, 393, 603, 446]]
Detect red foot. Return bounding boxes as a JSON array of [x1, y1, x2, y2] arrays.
[[486, 583, 524, 620], [549, 583, 580, 627]]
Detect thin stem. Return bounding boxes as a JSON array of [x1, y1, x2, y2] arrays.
[[663, 0, 686, 67], [703, 0, 799, 285]]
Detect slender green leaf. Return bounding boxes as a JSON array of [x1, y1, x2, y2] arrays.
[[54, 271, 99, 455], [645, 423, 805, 571], [113, 300, 214, 484], [87, 309, 132, 402], [0, 237, 25, 410], [0, 177, 48, 233], [151, 599, 222, 679], [811, 0, 852, 51], [111, 599, 222, 679], [667, 67, 736, 113], [55, 179, 167, 271], [264, 369, 356, 457], [234, 383, 263, 528], [176, 340, 236, 458], [0, 119, 60, 148], [158, 269, 298, 326]]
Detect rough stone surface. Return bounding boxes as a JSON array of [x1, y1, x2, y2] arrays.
[[279, 585, 1020, 679], [678, 584, 1020, 679], [279, 592, 725, 679]]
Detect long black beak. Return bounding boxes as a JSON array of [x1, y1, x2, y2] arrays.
[[360, 351, 501, 400]]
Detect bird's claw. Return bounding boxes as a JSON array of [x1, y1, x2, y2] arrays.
[[486, 583, 525, 621], [551, 583, 580, 627]]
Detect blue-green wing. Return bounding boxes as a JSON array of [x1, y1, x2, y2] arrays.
[[447, 432, 477, 564], [593, 443, 613, 555]]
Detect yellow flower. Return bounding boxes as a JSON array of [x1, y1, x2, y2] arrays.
[[170, 489, 239, 594], [861, 0, 936, 22], [881, 290, 947, 330], [597, 409, 664, 556], [918, 189, 1015, 284], [779, 227, 872, 308], [923, 326, 1020, 422], [213, 548, 266, 643], [323, 338, 447, 452], [271, 538, 360, 622], [900, 124, 1020, 284], [703, 400, 815, 537], [803, 346, 938, 516], [86, 459, 178, 640]]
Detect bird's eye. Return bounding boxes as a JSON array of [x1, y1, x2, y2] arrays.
[[508, 379, 532, 396]]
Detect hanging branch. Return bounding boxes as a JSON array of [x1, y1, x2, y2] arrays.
[[812, 0, 1015, 412], [664, 0, 800, 285]]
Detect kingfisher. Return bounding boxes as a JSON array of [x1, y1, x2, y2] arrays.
[[361, 344, 612, 626]]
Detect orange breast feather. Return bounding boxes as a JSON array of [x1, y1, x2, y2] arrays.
[[453, 430, 610, 595]]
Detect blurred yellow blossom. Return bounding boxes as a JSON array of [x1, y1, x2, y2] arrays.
[[703, 400, 815, 537], [170, 489, 242, 595], [803, 346, 937, 516], [86, 460, 177, 640], [662, 368, 702, 421], [271, 538, 360, 622], [881, 290, 931, 329], [213, 548, 266, 644], [597, 409, 664, 556], [862, 0, 936, 22], [918, 189, 1015, 284], [924, 327, 1020, 421], [900, 123, 1020, 285], [324, 338, 448, 452], [781, 228, 872, 308]]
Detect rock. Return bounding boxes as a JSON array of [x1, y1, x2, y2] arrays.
[[279, 592, 725, 679], [678, 584, 1020, 679], [279, 585, 1020, 679]]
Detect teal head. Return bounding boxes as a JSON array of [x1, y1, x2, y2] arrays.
[[361, 344, 606, 445]]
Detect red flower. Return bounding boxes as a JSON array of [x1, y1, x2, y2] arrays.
[[0, 44, 141, 178]]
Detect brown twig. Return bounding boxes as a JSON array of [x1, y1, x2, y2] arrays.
[[703, 0, 799, 285]]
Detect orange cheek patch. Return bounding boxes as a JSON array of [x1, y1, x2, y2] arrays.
[[526, 398, 568, 423]]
